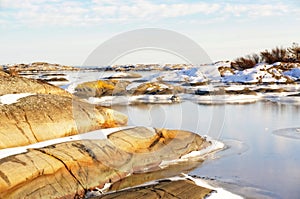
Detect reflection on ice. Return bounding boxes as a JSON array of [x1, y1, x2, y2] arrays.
[[214, 139, 249, 159], [273, 127, 300, 140], [266, 96, 300, 105], [202, 177, 281, 199]]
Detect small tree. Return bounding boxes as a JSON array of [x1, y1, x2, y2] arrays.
[[287, 42, 300, 61]]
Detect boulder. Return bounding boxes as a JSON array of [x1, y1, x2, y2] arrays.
[[0, 127, 211, 198], [74, 81, 185, 98], [104, 72, 142, 79], [131, 82, 184, 95], [75, 80, 130, 98], [0, 94, 127, 149], [0, 73, 71, 97]]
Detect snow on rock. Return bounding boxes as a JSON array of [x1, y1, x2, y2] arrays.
[[0, 127, 132, 159], [0, 93, 34, 105], [142, 67, 208, 84], [222, 64, 290, 83], [182, 174, 244, 199], [284, 68, 300, 80], [159, 136, 225, 168], [221, 63, 300, 84]]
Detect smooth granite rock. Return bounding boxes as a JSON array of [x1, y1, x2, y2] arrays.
[[0, 72, 71, 97], [0, 94, 127, 149], [0, 127, 211, 198]]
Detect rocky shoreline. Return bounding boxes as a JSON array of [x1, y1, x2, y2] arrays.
[[0, 67, 239, 198], [2, 60, 298, 197], [2, 62, 79, 73]]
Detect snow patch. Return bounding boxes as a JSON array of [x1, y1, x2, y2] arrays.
[[0, 126, 132, 159], [141, 67, 209, 83], [181, 174, 243, 199], [222, 64, 290, 83], [0, 93, 34, 105], [284, 68, 300, 80]]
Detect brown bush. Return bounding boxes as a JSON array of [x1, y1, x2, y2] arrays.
[[287, 42, 300, 62], [230, 43, 299, 71], [260, 47, 287, 64], [231, 54, 260, 70]]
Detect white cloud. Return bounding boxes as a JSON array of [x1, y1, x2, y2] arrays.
[[0, 0, 298, 27], [224, 3, 289, 17]]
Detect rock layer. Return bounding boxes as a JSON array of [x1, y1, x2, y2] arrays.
[[0, 127, 211, 198], [6, 62, 79, 72], [75, 80, 130, 98], [0, 72, 71, 97], [97, 180, 212, 199], [0, 94, 127, 149]]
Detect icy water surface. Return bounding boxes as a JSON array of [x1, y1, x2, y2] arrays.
[[114, 101, 300, 199]]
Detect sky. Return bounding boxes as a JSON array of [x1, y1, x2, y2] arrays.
[[0, 0, 299, 66]]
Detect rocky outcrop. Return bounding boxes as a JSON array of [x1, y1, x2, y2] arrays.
[[0, 94, 127, 149], [0, 72, 71, 97], [43, 77, 68, 82], [75, 80, 130, 98], [6, 62, 79, 72], [104, 72, 142, 79], [75, 80, 185, 99], [0, 70, 10, 77], [0, 127, 211, 198], [102, 64, 192, 72], [131, 82, 184, 95]]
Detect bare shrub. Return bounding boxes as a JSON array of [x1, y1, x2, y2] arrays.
[[260, 47, 287, 64], [287, 42, 300, 62], [231, 53, 260, 70]]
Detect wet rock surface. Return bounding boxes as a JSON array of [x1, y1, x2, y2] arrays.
[[96, 180, 212, 199]]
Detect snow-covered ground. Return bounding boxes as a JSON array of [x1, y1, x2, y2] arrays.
[[141, 67, 210, 83], [283, 68, 300, 80], [222, 63, 300, 83]]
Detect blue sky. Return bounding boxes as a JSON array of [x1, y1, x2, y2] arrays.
[[0, 0, 299, 65]]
